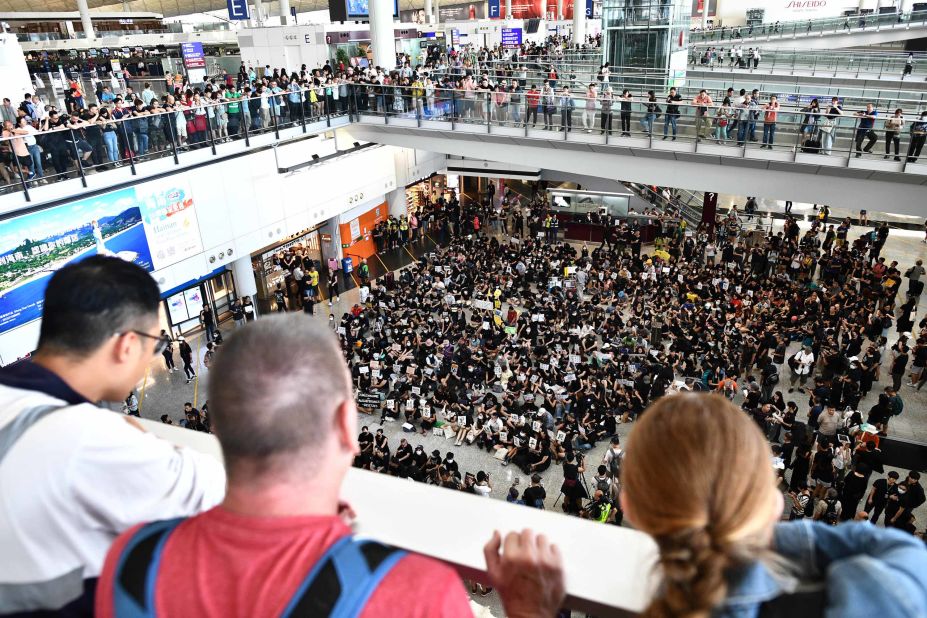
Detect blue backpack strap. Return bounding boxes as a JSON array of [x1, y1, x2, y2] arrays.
[[281, 536, 407, 618], [112, 518, 186, 618]]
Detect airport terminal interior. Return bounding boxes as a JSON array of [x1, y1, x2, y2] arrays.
[[3, 0, 927, 616]]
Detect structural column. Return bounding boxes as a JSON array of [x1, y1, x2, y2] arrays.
[[368, 0, 396, 70], [230, 256, 259, 319], [425, 0, 434, 24], [556, 0, 563, 20], [572, 0, 584, 45], [76, 0, 95, 40], [252, 0, 264, 26], [505, 0, 511, 19], [701, 2, 708, 29], [279, 0, 291, 24]]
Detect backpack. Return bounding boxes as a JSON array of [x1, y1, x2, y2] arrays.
[[111, 519, 406, 618], [802, 495, 814, 518], [823, 498, 839, 525], [595, 476, 611, 495], [606, 447, 623, 477], [764, 371, 779, 386]]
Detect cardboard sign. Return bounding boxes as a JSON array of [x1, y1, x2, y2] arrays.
[[500, 431, 508, 442], [514, 436, 522, 447], [371, 370, 381, 379], [356, 392, 381, 408], [494, 366, 502, 376], [569, 355, 581, 365], [359, 366, 370, 374], [385, 399, 395, 410], [529, 437, 538, 449], [556, 430, 567, 442], [412, 386, 421, 395], [337, 327, 346, 335], [458, 415, 468, 426], [532, 420, 542, 432], [422, 406, 431, 418]]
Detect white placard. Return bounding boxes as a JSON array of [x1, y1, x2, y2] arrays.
[[412, 386, 421, 395], [359, 366, 369, 374], [529, 437, 538, 449], [385, 399, 395, 410], [458, 415, 468, 426], [556, 430, 567, 442], [337, 327, 346, 335], [532, 421, 541, 432], [500, 431, 508, 442], [569, 355, 581, 365]]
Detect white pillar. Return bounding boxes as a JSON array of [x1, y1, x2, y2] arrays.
[[701, 2, 708, 29], [505, 0, 512, 19], [279, 0, 291, 24], [230, 256, 259, 318], [857, 0, 865, 9], [252, 0, 264, 26], [368, 0, 396, 70], [557, 0, 563, 21], [540, 0, 548, 22], [572, 0, 584, 46], [387, 188, 406, 217], [76, 0, 95, 40], [425, 0, 434, 24]]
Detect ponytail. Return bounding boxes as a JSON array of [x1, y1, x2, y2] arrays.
[[644, 528, 730, 618]]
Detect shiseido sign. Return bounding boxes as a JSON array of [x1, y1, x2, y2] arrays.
[[785, 0, 827, 9]]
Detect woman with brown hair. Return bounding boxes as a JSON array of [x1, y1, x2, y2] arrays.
[[621, 393, 927, 618]]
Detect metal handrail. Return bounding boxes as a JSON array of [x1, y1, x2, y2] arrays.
[[690, 9, 927, 44]]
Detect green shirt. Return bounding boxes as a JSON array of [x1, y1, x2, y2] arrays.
[[226, 91, 241, 113]]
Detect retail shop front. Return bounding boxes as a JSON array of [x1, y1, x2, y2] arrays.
[[249, 225, 326, 314]]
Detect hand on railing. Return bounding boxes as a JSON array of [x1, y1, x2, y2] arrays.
[[484, 529, 566, 618]]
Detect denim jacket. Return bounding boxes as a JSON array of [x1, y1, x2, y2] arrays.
[[715, 521, 927, 618]]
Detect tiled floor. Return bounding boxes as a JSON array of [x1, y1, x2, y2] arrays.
[[134, 214, 927, 616]]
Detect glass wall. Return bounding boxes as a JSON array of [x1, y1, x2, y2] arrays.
[[602, 0, 690, 74]]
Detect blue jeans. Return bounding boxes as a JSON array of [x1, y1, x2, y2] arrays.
[[641, 113, 656, 134], [763, 122, 777, 146], [663, 114, 678, 136], [103, 131, 118, 161], [134, 130, 149, 155], [27, 144, 44, 177]]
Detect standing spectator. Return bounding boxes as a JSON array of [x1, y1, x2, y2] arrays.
[[761, 95, 779, 149], [179, 335, 196, 383], [0, 256, 224, 615], [692, 89, 714, 140], [867, 471, 900, 524], [581, 83, 597, 133], [161, 328, 176, 371], [884, 108, 905, 161], [558, 86, 574, 133], [906, 110, 927, 163], [888, 471, 926, 529], [854, 103, 879, 158], [200, 305, 216, 342], [618, 89, 633, 136], [663, 86, 681, 140]]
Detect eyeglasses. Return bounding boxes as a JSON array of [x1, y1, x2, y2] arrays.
[[118, 330, 170, 356]]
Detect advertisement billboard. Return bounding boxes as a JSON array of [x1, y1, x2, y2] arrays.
[[345, 0, 399, 18], [692, 0, 718, 18], [0, 189, 154, 335], [400, 2, 483, 22], [493, 0, 585, 19], [0, 181, 204, 336]]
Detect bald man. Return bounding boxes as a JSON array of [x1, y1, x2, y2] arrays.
[[96, 315, 564, 618]]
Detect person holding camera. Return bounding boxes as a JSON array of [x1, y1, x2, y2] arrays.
[[560, 452, 587, 514]]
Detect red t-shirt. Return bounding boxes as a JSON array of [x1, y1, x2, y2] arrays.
[[96, 507, 471, 618]]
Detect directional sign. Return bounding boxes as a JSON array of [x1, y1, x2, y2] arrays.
[[227, 0, 250, 19]]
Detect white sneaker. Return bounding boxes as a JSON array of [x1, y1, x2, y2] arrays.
[[328, 301, 333, 307]]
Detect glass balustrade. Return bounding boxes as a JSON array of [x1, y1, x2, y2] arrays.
[[1, 84, 924, 205], [690, 9, 927, 44]]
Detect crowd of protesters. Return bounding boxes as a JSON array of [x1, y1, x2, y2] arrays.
[[304, 180, 926, 535]]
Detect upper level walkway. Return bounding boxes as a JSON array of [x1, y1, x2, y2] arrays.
[[2, 86, 924, 220], [688, 48, 927, 86], [690, 10, 927, 49]]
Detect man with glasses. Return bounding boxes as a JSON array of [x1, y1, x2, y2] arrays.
[[0, 255, 225, 615]]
